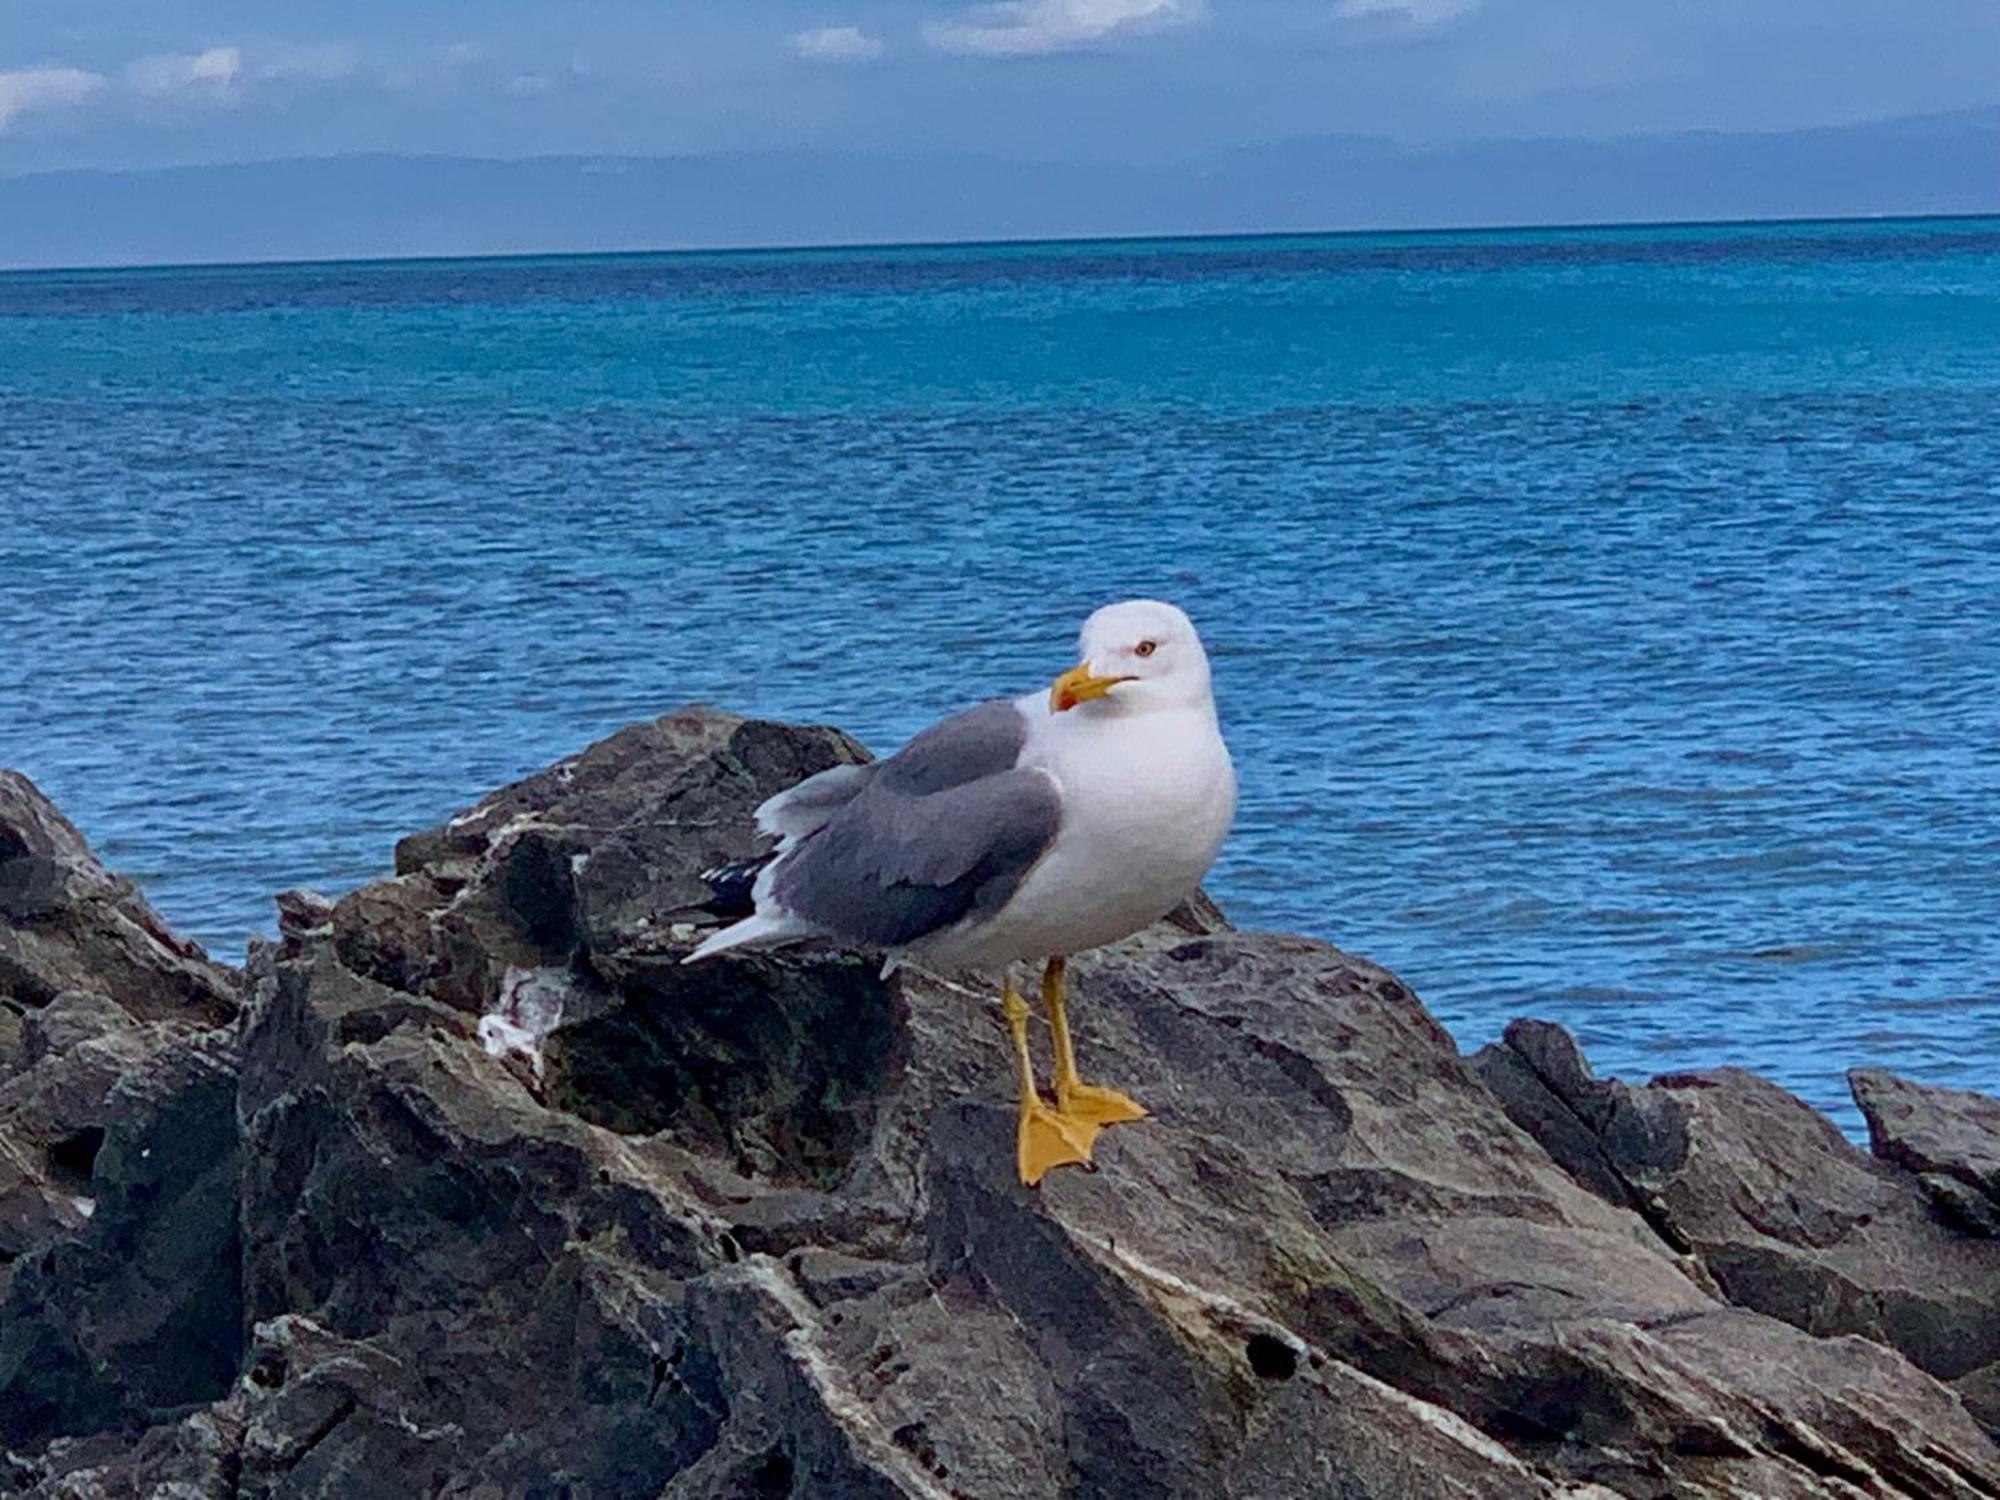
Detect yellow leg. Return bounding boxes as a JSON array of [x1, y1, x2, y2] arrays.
[[1042, 958, 1148, 1129], [1003, 983, 1094, 1186]]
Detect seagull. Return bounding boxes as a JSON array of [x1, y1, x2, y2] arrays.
[[686, 599, 1236, 1186]]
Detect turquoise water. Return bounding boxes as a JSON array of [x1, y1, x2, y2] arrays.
[[4, 217, 1998, 1130]]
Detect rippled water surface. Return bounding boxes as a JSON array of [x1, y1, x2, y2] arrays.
[[5, 218, 1998, 1131]]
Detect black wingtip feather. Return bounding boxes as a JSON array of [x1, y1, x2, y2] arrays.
[[698, 854, 776, 917]]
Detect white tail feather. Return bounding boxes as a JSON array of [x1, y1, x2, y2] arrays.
[[683, 910, 810, 965]]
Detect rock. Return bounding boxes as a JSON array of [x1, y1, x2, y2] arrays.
[[329, 871, 451, 999], [1476, 1020, 2000, 1391], [20, 1315, 455, 1500], [330, 708, 867, 1013], [20, 991, 135, 1066], [0, 1029, 243, 1445], [25, 1407, 243, 1500], [1851, 1068, 2000, 1231], [0, 991, 174, 1285], [0, 1002, 22, 1080], [0, 772, 237, 1346], [226, 943, 727, 1497], [1464, 1017, 1652, 1209], [6, 713, 2000, 1498], [1919, 1172, 2000, 1238], [272, 887, 335, 959], [1957, 1362, 2000, 1438], [0, 772, 235, 1025], [1844, 1068, 2000, 1426]]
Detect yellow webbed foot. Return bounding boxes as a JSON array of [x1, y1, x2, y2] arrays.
[[1057, 1081, 1149, 1128], [1018, 1101, 1098, 1186], [1039, 956, 1147, 1136]]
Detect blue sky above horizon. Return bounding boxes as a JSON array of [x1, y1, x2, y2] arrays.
[[2, 1, 1997, 178]]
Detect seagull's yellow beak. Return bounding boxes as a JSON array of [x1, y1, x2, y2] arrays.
[[1049, 662, 1136, 713]]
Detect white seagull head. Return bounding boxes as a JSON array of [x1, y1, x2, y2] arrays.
[[1050, 599, 1214, 715]]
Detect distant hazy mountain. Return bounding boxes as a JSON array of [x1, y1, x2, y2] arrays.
[[2, 108, 1994, 269]]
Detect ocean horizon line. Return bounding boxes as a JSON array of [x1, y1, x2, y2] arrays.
[[4, 206, 1997, 282]]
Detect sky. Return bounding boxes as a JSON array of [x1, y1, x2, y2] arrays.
[[3, 0, 1998, 177]]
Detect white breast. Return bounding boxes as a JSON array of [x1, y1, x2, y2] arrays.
[[916, 693, 1236, 972]]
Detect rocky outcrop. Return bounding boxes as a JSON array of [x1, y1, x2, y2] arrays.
[[0, 773, 242, 1441], [1847, 1068, 2000, 1429], [0, 773, 235, 1026], [1474, 1021, 2000, 1440], [5, 712, 2000, 1498], [1851, 1068, 2000, 1238]]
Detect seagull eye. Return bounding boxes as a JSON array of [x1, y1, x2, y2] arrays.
[[1134, 640, 1158, 658]]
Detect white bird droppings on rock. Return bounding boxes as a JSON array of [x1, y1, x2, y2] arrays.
[[477, 966, 571, 1081]]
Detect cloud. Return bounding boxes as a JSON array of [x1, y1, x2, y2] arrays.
[[1, 47, 243, 136], [925, 0, 1198, 57], [0, 67, 104, 132], [126, 47, 242, 99], [1331, 0, 1479, 35], [790, 26, 887, 63]]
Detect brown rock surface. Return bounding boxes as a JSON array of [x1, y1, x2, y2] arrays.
[[1474, 1021, 2000, 1389], [0, 772, 235, 1025], [0, 773, 244, 1429], [1851, 1067, 2000, 1235]]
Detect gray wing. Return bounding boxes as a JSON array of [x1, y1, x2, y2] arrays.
[[755, 761, 877, 844], [770, 700, 1061, 948]]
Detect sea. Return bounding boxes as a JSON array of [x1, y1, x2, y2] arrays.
[[4, 217, 1998, 1134]]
